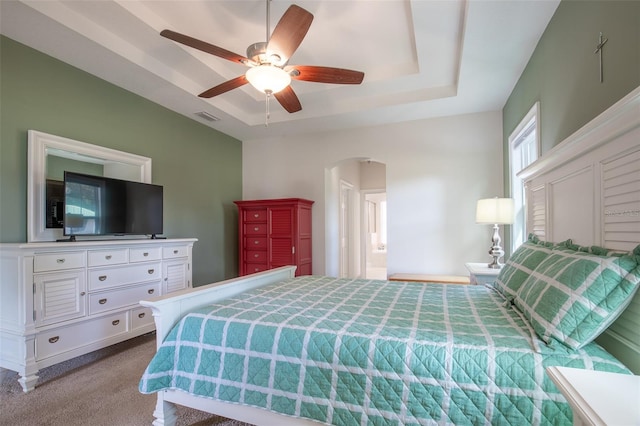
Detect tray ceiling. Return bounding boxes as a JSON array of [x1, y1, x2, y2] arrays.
[[1, 0, 559, 141]]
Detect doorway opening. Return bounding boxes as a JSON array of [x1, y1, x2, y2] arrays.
[[363, 192, 387, 279], [326, 159, 386, 279]]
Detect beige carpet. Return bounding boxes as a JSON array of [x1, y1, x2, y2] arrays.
[[0, 333, 252, 426]]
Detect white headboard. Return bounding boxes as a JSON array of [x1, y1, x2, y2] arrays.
[[520, 86, 640, 373]]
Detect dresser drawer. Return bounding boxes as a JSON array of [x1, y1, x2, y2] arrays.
[[36, 311, 128, 360], [88, 262, 161, 290], [131, 306, 154, 330], [34, 251, 85, 272], [89, 282, 160, 315], [245, 237, 267, 249], [243, 209, 267, 222], [244, 263, 268, 274], [162, 245, 189, 259], [87, 249, 128, 267], [244, 223, 267, 235], [130, 247, 162, 263], [245, 250, 267, 263]]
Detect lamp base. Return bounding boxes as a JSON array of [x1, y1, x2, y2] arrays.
[[487, 224, 505, 269], [487, 258, 503, 269]]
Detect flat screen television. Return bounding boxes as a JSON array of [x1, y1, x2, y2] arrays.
[[63, 171, 163, 240]]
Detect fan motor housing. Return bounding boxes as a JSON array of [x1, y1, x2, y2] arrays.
[[247, 42, 282, 65]]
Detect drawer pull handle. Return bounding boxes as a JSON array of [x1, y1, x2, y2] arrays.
[[254, 254, 259, 258], [173, 250, 178, 254], [148, 289, 155, 294], [99, 298, 107, 305], [112, 320, 120, 326], [99, 275, 107, 281], [105, 255, 112, 260], [138, 312, 145, 319], [56, 258, 65, 264], [148, 269, 155, 274], [80, 292, 86, 296], [254, 213, 259, 218], [49, 336, 59, 344], [254, 227, 259, 231], [254, 241, 259, 245], [143, 252, 149, 257]]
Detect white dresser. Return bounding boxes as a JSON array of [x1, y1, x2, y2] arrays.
[[0, 238, 196, 392]]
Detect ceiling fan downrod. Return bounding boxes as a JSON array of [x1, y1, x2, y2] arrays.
[[266, 0, 271, 42]]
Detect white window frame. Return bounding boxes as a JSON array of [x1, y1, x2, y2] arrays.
[[508, 102, 540, 252]]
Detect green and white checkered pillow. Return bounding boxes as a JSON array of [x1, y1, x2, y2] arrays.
[[492, 234, 553, 300], [514, 244, 640, 350]]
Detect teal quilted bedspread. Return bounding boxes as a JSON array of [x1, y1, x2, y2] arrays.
[[139, 276, 630, 425]]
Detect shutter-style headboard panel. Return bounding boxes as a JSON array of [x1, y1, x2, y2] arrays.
[[602, 150, 640, 248], [520, 86, 640, 373]]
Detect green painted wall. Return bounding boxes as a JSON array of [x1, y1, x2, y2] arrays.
[[0, 36, 242, 285], [502, 1, 640, 373], [501, 0, 639, 256], [503, 0, 639, 159]]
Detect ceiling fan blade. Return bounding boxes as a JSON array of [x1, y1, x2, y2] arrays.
[[289, 66, 365, 84], [274, 86, 302, 113], [161, 29, 250, 65], [267, 5, 313, 65], [198, 75, 248, 98]]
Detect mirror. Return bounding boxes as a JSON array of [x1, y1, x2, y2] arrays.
[[28, 130, 152, 242]]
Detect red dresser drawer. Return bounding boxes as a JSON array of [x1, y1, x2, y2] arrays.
[[243, 263, 268, 274], [245, 250, 267, 263], [245, 237, 267, 249], [244, 223, 267, 235], [244, 209, 267, 222]]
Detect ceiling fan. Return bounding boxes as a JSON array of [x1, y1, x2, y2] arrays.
[[160, 1, 365, 114]]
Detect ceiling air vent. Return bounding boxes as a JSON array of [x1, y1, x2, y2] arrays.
[[194, 111, 220, 122]]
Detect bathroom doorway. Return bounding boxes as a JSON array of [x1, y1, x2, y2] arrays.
[[363, 191, 387, 279]]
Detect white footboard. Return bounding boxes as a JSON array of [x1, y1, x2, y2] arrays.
[[140, 266, 297, 347], [140, 266, 316, 426]]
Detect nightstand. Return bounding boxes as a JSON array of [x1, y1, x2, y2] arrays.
[[547, 366, 640, 426], [464, 262, 500, 285]]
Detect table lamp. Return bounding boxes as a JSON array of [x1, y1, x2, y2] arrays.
[[476, 197, 514, 269]]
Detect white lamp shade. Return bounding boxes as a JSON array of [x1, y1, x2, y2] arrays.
[[476, 198, 514, 224], [245, 65, 291, 94]]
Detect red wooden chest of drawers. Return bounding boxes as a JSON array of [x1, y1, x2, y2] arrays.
[[234, 198, 314, 276]]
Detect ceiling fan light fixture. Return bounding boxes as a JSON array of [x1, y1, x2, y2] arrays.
[[245, 65, 291, 94]]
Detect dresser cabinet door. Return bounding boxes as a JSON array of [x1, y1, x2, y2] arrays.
[[34, 271, 86, 326], [269, 207, 295, 268], [163, 259, 190, 293]]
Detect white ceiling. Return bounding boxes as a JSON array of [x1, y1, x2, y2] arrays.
[[1, 0, 559, 141]]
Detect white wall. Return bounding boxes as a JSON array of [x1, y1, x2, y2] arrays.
[[242, 111, 503, 276]]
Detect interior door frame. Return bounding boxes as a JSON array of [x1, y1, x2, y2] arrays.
[[339, 180, 353, 278]]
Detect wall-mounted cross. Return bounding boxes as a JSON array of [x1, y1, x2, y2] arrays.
[[594, 32, 608, 83]]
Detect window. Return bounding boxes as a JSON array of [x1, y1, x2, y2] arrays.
[[509, 102, 540, 252]]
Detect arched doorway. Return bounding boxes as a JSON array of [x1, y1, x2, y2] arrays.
[[325, 159, 386, 278]]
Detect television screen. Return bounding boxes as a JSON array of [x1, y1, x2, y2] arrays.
[[63, 171, 163, 238]]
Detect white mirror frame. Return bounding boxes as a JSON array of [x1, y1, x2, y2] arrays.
[[27, 130, 152, 242]]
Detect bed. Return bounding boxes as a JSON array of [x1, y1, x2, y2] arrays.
[[139, 86, 640, 425]]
